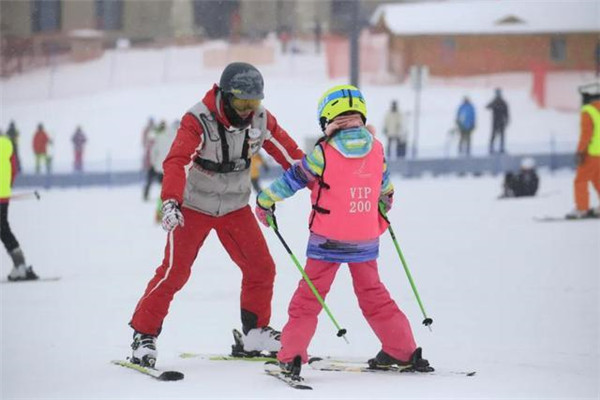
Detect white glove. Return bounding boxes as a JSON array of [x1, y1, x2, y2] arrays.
[[161, 199, 184, 231]]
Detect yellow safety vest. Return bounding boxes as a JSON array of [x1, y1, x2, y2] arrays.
[[582, 104, 600, 156], [0, 136, 14, 198]]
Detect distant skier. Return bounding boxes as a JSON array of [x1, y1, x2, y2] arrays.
[[456, 96, 476, 157], [127, 62, 304, 368], [566, 86, 600, 219], [500, 157, 539, 198], [142, 120, 166, 201], [0, 131, 38, 281], [382, 100, 407, 159], [141, 117, 155, 172], [6, 121, 21, 173], [486, 88, 509, 154], [255, 85, 432, 380], [32, 123, 52, 174], [151, 120, 178, 223], [71, 125, 87, 172], [249, 152, 268, 192]]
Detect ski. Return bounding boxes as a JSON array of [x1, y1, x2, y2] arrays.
[[0, 277, 61, 284], [264, 361, 312, 390], [179, 328, 277, 361], [179, 352, 276, 362], [111, 359, 184, 381], [308, 357, 475, 377], [534, 215, 599, 222]]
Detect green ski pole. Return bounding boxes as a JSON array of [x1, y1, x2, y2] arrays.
[[379, 203, 433, 330], [267, 214, 348, 343]]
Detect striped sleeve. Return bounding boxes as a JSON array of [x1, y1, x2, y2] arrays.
[[303, 144, 325, 177], [380, 158, 394, 196], [257, 144, 323, 209]]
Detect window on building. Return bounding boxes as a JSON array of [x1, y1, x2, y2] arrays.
[[550, 36, 567, 62], [31, 0, 62, 33], [96, 0, 123, 31], [192, 0, 239, 38], [442, 37, 456, 64]]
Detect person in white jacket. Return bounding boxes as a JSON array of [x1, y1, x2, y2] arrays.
[[143, 120, 175, 201], [150, 120, 177, 222], [150, 120, 178, 176], [382, 100, 407, 160]]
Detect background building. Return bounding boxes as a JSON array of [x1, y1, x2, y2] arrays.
[[372, 1, 599, 79]]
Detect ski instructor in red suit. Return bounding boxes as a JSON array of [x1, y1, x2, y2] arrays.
[[128, 62, 304, 367]]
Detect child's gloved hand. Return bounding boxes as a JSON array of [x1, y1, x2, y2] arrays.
[[379, 192, 394, 213], [254, 202, 275, 227]]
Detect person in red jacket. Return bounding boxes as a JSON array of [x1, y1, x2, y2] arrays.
[[32, 123, 52, 174], [0, 131, 38, 281], [128, 62, 304, 368]]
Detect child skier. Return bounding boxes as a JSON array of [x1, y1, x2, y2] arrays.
[[255, 85, 432, 380]]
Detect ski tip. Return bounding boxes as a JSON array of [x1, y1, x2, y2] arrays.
[[158, 371, 184, 381]]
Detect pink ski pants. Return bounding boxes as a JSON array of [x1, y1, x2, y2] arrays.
[[277, 258, 417, 364]]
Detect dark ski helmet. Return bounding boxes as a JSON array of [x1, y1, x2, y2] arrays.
[[219, 62, 264, 100]]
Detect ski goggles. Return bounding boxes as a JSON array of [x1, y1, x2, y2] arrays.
[[231, 97, 261, 113]]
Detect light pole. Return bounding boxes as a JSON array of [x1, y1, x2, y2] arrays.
[[349, 0, 360, 87]]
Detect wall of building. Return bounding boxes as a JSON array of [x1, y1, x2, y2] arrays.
[[239, 0, 280, 36], [122, 1, 172, 42], [1, 1, 32, 37], [62, 1, 95, 32], [390, 33, 598, 78]]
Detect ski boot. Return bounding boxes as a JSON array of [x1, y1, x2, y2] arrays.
[[368, 347, 434, 372], [279, 355, 304, 382], [230, 327, 280, 358], [130, 331, 158, 368], [566, 208, 599, 219], [7, 265, 39, 281], [7, 248, 39, 282]]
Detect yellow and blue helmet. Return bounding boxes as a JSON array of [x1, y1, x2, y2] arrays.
[[317, 84, 367, 131]]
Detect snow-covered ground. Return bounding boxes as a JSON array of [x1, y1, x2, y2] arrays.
[[1, 37, 598, 399], [1, 171, 598, 399]]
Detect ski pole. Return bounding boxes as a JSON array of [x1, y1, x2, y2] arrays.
[[267, 214, 349, 343], [10, 191, 41, 201], [379, 203, 433, 330]]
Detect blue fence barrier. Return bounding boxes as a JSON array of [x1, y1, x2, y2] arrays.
[[13, 152, 575, 189]]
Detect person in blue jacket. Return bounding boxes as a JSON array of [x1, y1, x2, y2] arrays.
[[456, 96, 476, 156]]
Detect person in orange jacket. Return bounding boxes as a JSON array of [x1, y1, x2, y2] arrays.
[[567, 86, 600, 219], [32, 123, 52, 174]]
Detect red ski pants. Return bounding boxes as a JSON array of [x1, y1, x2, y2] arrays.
[[574, 155, 600, 211], [130, 205, 276, 336], [277, 258, 417, 364]]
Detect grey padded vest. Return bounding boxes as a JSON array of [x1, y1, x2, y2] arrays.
[[182, 100, 268, 216]]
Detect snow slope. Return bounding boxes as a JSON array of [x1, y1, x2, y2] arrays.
[[1, 172, 598, 399], [0, 36, 598, 400]]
